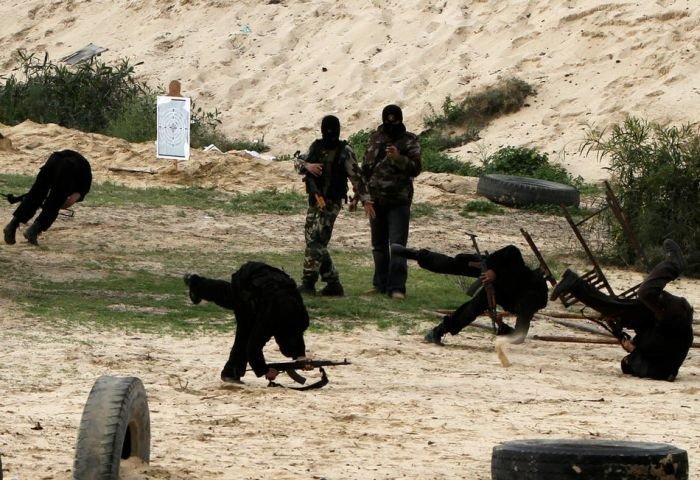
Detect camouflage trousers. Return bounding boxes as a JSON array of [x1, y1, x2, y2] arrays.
[[302, 201, 341, 285]]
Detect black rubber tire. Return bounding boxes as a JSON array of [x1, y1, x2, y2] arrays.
[[476, 174, 580, 208], [492, 439, 688, 479], [72, 376, 151, 479]]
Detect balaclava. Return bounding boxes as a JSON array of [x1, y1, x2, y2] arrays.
[[381, 104, 406, 140], [321, 115, 341, 149]]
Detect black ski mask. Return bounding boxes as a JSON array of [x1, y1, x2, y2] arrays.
[[321, 115, 341, 149], [381, 104, 406, 140]]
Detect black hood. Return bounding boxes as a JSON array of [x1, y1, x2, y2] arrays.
[[321, 115, 341, 148], [381, 104, 406, 140]]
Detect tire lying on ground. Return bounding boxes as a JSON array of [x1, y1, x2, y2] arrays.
[[491, 439, 688, 479], [73, 376, 151, 479], [476, 174, 580, 208]]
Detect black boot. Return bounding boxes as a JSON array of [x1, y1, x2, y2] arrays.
[[183, 273, 202, 304], [424, 321, 447, 345], [550, 269, 580, 301], [320, 281, 344, 297], [298, 279, 316, 295], [23, 221, 42, 246], [3, 217, 19, 245], [390, 243, 419, 260]]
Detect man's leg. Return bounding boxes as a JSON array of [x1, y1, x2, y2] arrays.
[[221, 322, 251, 383], [426, 291, 489, 344], [370, 205, 390, 293], [637, 239, 692, 326], [315, 203, 343, 296], [184, 274, 236, 310], [300, 206, 322, 293], [417, 251, 481, 277], [385, 204, 411, 296]]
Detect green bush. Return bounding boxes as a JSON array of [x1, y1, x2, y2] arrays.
[[0, 50, 265, 151], [482, 146, 584, 188], [582, 116, 700, 273]]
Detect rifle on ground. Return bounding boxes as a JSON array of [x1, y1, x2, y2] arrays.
[[465, 232, 501, 333], [265, 358, 351, 390], [293, 150, 326, 209]]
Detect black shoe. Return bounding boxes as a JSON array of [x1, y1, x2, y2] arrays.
[[183, 273, 202, 304], [298, 280, 316, 296], [390, 243, 419, 260], [424, 322, 446, 345], [320, 281, 344, 297], [220, 373, 243, 384], [663, 239, 686, 272], [550, 269, 579, 301], [23, 221, 41, 245], [496, 323, 514, 336], [3, 219, 18, 245]]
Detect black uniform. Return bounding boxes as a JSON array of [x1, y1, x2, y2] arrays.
[[553, 257, 693, 381], [186, 262, 309, 381], [419, 245, 548, 341], [13, 149, 92, 231]]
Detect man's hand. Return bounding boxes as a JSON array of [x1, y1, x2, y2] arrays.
[[305, 163, 323, 176], [620, 337, 636, 353], [385, 144, 400, 161], [265, 367, 279, 381], [62, 192, 81, 209], [480, 269, 496, 284], [363, 200, 376, 219]]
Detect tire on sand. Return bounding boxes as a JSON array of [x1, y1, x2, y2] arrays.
[[476, 174, 580, 208], [492, 439, 688, 480], [73, 376, 151, 479]]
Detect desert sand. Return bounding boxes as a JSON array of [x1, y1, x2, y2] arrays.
[[1, 1, 699, 479]]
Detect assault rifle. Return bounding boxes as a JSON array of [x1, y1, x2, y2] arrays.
[[465, 232, 501, 333], [293, 150, 326, 209], [265, 358, 351, 390]]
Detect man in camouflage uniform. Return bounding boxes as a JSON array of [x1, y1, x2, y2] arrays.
[[295, 115, 374, 296], [361, 104, 422, 299]]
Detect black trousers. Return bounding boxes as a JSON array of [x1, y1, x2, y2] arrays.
[[14, 154, 81, 230], [370, 203, 411, 294]]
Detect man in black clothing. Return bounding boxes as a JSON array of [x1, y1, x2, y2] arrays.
[[184, 262, 310, 384], [3, 149, 92, 245], [550, 239, 694, 381], [392, 244, 548, 345]]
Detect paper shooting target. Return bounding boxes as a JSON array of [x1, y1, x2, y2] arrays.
[[156, 96, 191, 160]]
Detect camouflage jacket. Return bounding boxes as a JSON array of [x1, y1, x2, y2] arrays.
[[295, 140, 370, 204], [361, 126, 421, 206]]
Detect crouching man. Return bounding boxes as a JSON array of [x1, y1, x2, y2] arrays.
[[184, 261, 309, 383]]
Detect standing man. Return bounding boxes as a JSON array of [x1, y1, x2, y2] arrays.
[[3, 149, 92, 246], [184, 262, 310, 384], [362, 104, 422, 299], [392, 244, 548, 344], [550, 239, 694, 381], [295, 115, 374, 296]]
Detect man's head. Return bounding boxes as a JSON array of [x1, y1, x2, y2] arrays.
[[381, 104, 406, 140], [321, 115, 341, 148]]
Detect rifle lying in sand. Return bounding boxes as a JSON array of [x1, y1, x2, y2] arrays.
[[265, 358, 351, 390]]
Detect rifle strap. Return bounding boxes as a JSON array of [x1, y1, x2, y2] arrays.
[[267, 367, 330, 391]]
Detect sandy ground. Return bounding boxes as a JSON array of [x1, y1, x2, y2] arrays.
[[1, 1, 699, 476], [0, 123, 699, 479]]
